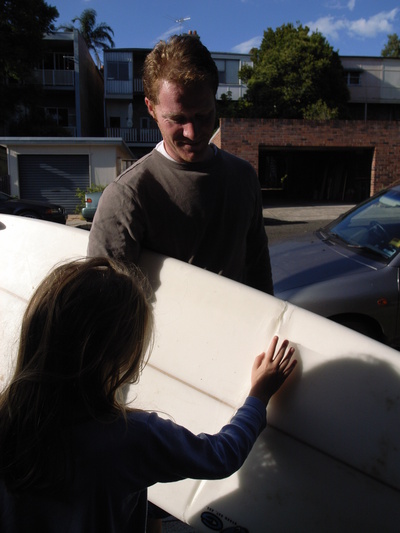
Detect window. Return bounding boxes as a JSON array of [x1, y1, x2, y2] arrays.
[[345, 71, 361, 86], [107, 61, 129, 81], [214, 59, 240, 84], [110, 116, 121, 128], [42, 53, 74, 70], [140, 117, 150, 129], [42, 53, 54, 69], [45, 107, 69, 127]]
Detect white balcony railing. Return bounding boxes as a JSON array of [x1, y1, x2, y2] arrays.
[[106, 128, 162, 144], [105, 79, 133, 95], [33, 69, 74, 87], [107, 128, 137, 142], [140, 129, 162, 142], [134, 78, 144, 93]]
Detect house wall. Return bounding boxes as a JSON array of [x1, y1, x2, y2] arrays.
[[341, 56, 400, 104], [76, 31, 104, 136], [216, 118, 400, 196]]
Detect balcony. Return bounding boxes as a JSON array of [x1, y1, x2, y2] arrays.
[[105, 79, 132, 96], [105, 78, 143, 97], [106, 127, 162, 144], [33, 69, 74, 87]]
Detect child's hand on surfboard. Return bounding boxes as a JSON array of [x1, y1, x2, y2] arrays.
[[249, 336, 297, 405]]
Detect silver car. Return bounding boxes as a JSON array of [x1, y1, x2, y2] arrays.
[[270, 183, 400, 348]]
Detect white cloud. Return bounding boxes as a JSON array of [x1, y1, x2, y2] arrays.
[[307, 16, 347, 40], [326, 0, 355, 10], [347, 0, 356, 11], [307, 8, 399, 41], [231, 36, 262, 53], [348, 9, 399, 38]]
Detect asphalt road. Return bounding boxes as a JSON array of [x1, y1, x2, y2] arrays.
[[263, 202, 355, 243], [68, 203, 355, 242]]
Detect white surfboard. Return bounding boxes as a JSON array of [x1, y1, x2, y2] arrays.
[[1, 214, 400, 532]]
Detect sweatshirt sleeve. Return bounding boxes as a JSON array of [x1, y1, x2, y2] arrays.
[[87, 181, 143, 264], [139, 396, 267, 485], [245, 180, 274, 295]]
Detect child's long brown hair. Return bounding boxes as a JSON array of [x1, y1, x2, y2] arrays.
[[0, 257, 153, 491]]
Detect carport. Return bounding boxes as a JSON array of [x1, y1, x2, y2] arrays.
[[258, 147, 373, 203]]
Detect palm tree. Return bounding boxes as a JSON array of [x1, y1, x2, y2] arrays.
[[58, 9, 114, 66]]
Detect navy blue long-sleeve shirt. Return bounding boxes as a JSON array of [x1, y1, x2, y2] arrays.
[[0, 397, 266, 532]]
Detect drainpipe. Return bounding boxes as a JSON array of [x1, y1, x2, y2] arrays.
[[74, 29, 82, 137]]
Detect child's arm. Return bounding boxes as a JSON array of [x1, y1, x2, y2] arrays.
[[133, 336, 297, 484]]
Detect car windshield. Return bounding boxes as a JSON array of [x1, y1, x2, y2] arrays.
[[325, 188, 400, 260]]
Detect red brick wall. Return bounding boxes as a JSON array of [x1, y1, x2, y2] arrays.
[[215, 118, 400, 195]]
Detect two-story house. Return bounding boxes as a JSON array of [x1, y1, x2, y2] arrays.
[[33, 29, 104, 137]]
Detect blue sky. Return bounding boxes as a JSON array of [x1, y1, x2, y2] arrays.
[[52, 0, 400, 57]]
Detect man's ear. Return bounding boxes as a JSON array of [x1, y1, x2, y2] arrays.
[[145, 97, 156, 121]]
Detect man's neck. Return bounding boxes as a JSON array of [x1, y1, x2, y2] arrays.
[[156, 141, 216, 163]]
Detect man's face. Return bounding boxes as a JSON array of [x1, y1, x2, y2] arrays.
[[145, 80, 216, 164]]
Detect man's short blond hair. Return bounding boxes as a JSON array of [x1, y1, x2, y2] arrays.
[[143, 34, 219, 104]]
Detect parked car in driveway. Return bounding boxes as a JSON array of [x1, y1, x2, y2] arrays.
[[81, 191, 103, 222], [0, 192, 67, 224], [270, 183, 400, 348]]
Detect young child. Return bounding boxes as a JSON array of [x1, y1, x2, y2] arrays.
[[0, 257, 296, 532]]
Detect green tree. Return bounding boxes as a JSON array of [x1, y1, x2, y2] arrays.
[[58, 9, 114, 66], [303, 99, 339, 120], [0, 0, 58, 127], [240, 23, 349, 119], [381, 33, 400, 57]]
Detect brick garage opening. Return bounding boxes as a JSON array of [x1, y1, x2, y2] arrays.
[[258, 147, 373, 203], [216, 118, 400, 201]]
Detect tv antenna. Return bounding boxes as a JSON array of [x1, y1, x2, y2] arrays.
[[168, 16, 191, 33]]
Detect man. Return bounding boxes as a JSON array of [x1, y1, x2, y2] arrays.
[[88, 34, 273, 295], [89, 35, 273, 530]]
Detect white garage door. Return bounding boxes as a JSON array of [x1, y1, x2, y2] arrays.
[[18, 154, 90, 214]]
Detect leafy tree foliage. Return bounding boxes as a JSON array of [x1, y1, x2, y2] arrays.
[[217, 91, 246, 119], [240, 23, 349, 119], [58, 9, 114, 66], [303, 99, 339, 120], [381, 34, 400, 57], [0, 0, 58, 126]]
